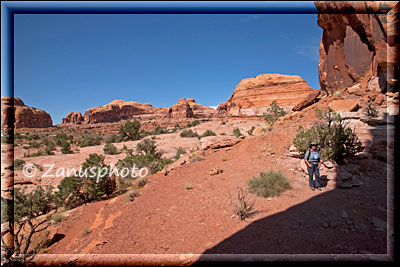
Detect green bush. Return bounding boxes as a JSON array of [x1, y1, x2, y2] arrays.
[[28, 141, 41, 149], [233, 128, 242, 138], [152, 126, 169, 135], [54, 176, 85, 209], [136, 138, 161, 157], [136, 177, 148, 188], [61, 140, 73, 154], [186, 120, 201, 128], [105, 133, 119, 143], [51, 212, 65, 225], [117, 154, 172, 175], [14, 186, 54, 221], [14, 159, 26, 170], [78, 135, 102, 147], [55, 133, 73, 146], [201, 129, 217, 138], [174, 147, 186, 160], [264, 101, 286, 125], [103, 143, 119, 155], [247, 170, 291, 198], [119, 120, 142, 141], [180, 129, 200, 138], [293, 108, 363, 163]]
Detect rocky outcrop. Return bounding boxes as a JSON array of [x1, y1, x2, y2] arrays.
[[216, 74, 314, 117], [82, 100, 155, 123], [62, 112, 84, 124], [1, 97, 52, 128], [62, 98, 214, 124], [165, 98, 214, 119], [292, 89, 322, 111], [315, 1, 399, 94]]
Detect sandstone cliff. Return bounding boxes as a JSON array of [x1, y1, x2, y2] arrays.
[[165, 98, 215, 119], [62, 98, 215, 124], [82, 100, 155, 123], [216, 74, 314, 117], [1, 97, 53, 128], [315, 1, 399, 94]]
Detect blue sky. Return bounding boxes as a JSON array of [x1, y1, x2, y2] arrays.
[[14, 14, 322, 124]]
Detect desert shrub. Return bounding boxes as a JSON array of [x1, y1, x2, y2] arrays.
[[121, 144, 134, 156], [233, 128, 242, 138], [152, 126, 169, 135], [81, 153, 115, 202], [78, 135, 102, 147], [186, 120, 201, 128], [221, 120, 226, 125], [61, 140, 73, 154], [128, 189, 139, 202], [28, 141, 41, 149], [184, 182, 193, 190], [103, 143, 119, 155], [364, 103, 378, 118], [14, 159, 26, 170], [180, 129, 200, 138], [264, 101, 286, 125], [14, 186, 54, 222], [220, 132, 226, 136], [54, 133, 73, 146], [228, 188, 256, 220], [119, 120, 142, 141], [201, 129, 216, 138], [105, 133, 119, 143], [41, 138, 56, 151], [82, 227, 90, 236], [25, 132, 40, 141], [54, 176, 85, 209], [117, 154, 172, 175], [136, 138, 161, 158], [12, 186, 54, 257], [51, 212, 65, 225], [189, 154, 204, 163], [247, 126, 256, 135], [136, 177, 148, 188], [247, 170, 291, 198], [174, 147, 186, 160], [293, 108, 363, 163]]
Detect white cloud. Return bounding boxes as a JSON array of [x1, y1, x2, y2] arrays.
[[208, 105, 218, 110]]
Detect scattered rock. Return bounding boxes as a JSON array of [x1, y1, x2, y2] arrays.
[[209, 167, 223, 176], [321, 222, 329, 228], [328, 99, 359, 112], [292, 89, 321, 111]]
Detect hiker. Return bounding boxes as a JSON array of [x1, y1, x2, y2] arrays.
[[304, 141, 322, 191]]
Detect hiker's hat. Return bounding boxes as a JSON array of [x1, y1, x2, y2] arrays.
[[309, 141, 318, 148]]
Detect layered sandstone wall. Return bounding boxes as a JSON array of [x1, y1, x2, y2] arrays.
[[1, 97, 53, 128], [216, 74, 314, 117], [315, 1, 399, 95]]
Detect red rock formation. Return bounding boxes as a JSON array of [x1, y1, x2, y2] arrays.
[[165, 98, 214, 119], [62, 98, 214, 124], [1, 97, 52, 128], [62, 112, 84, 124], [315, 1, 399, 94], [82, 100, 155, 123], [216, 74, 314, 117], [292, 89, 321, 111]]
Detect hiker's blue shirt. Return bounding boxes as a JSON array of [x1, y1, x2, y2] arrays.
[[304, 149, 320, 163]]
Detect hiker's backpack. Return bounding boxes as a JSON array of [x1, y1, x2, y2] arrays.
[[306, 149, 320, 161]]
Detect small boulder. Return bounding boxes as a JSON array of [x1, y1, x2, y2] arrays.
[[328, 99, 359, 112]]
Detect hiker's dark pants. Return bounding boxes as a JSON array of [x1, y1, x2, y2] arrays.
[[307, 162, 320, 188]]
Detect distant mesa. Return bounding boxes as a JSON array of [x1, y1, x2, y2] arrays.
[[216, 73, 314, 117], [1, 96, 53, 128], [61, 98, 215, 124]]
